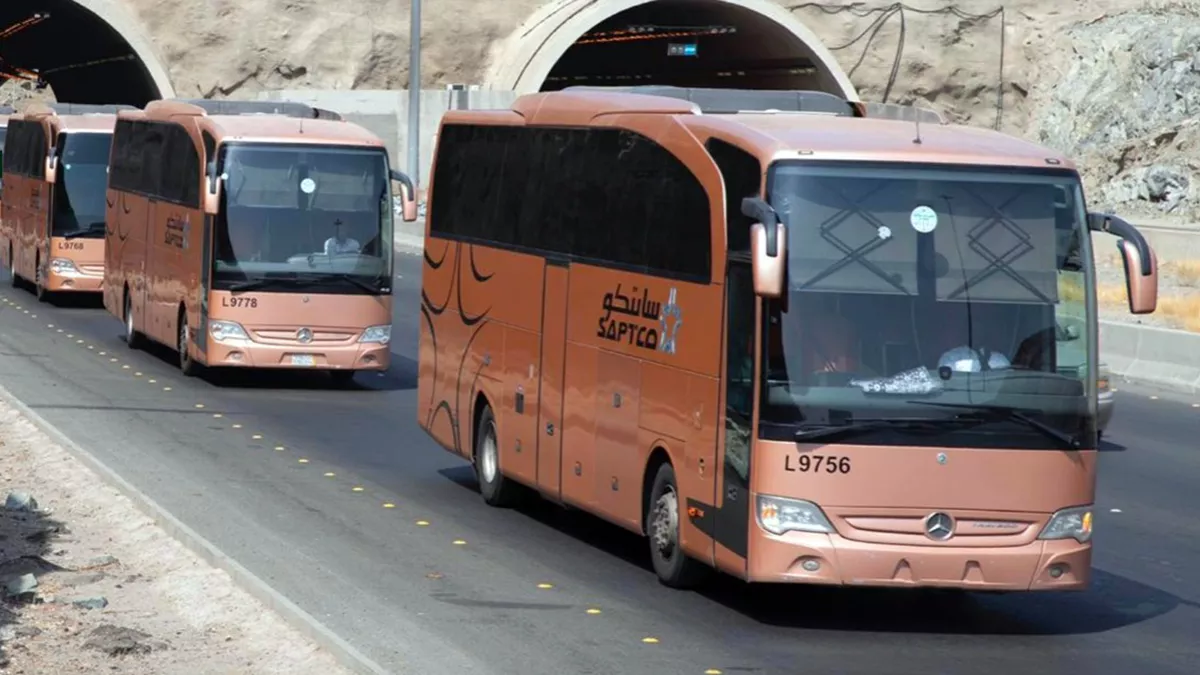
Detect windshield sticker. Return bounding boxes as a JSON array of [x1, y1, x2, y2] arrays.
[[910, 205, 938, 234], [598, 283, 682, 354], [877, 225, 892, 240], [300, 177, 317, 194]]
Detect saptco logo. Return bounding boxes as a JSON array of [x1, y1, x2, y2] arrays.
[[597, 283, 682, 354]]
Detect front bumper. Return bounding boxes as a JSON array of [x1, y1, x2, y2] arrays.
[[204, 338, 390, 371], [747, 530, 1090, 591], [46, 269, 103, 293]]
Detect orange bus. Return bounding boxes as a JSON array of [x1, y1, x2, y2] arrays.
[[2, 104, 130, 299], [104, 99, 418, 381], [417, 86, 1159, 592], [0, 105, 11, 262]]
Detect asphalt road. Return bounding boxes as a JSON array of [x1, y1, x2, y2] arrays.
[[1, 254, 1197, 675]]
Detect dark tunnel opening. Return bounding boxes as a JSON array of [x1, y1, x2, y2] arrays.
[[542, 0, 834, 92], [0, 1, 162, 107]]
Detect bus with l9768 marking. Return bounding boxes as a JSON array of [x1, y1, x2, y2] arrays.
[[416, 86, 1158, 592], [103, 98, 418, 382], [2, 103, 131, 299]]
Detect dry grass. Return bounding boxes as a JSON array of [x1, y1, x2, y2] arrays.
[[1166, 260, 1200, 287], [1060, 272, 1200, 333]]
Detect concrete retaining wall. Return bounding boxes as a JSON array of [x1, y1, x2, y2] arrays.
[[1100, 320, 1200, 393]]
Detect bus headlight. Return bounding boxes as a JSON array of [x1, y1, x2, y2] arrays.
[[756, 494, 834, 536], [209, 320, 248, 342], [49, 258, 81, 276], [1038, 506, 1093, 543], [359, 325, 391, 345]]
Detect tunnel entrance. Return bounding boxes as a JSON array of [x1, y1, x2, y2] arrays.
[[487, 0, 856, 99], [0, 1, 173, 107]]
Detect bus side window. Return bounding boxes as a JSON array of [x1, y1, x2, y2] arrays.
[[705, 138, 762, 254]]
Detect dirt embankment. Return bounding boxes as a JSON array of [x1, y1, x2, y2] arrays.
[[0, 399, 349, 675]]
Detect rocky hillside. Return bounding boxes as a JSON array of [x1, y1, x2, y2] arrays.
[[799, 0, 1200, 225], [4, 0, 1199, 224]]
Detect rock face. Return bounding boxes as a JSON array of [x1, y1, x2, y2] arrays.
[[1027, 5, 1200, 221]]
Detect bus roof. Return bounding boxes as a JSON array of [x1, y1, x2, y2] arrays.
[[475, 88, 1074, 172], [8, 103, 125, 132], [130, 98, 383, 148], [691, 113, 1076, 171]]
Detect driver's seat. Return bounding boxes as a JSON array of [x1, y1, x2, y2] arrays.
[[801, 313, 860, 375]]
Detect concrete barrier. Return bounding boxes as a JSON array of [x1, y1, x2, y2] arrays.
[[1100, 320, 1200, 393]]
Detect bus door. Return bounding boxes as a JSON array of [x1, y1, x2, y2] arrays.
[[714, 260, 757, 572], [536, 256, 570, 498]]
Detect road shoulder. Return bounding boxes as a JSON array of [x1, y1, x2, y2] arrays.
[[0, 396, 351, 675]]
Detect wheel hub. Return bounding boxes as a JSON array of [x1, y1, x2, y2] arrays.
[[480, 426, 498, 483], [652, 489, 678, 559]]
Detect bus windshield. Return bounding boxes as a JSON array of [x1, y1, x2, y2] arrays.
[[758, 162, 1095, 450], [52, 132, 112, 238], [212, 143, 394, 294]]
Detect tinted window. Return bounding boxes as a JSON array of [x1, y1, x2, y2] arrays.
[[52, 132, 113, 237], [2, 119, 48, 177], [706, 138, 761, 253], [109, 119, 201, 206], [429, 123, 712, 280]]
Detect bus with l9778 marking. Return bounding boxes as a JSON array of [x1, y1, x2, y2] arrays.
[[103, 98, 418, 382]]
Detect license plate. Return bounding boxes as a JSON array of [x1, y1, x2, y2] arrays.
[[290, 354, 316, 367]]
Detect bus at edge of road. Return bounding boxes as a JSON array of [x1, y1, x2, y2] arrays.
[[1, 103, 131, 300], [102, 98, 418, 382], [415, 85, 1159, 593], [0, 104, 11, 258]]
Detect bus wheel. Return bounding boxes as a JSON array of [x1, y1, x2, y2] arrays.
[[647, 462, 706, 589], [34, 256, 48, 303], [124, 294, 144, 350], [178, 312, 198, 377], [474, 404, 520, 507]]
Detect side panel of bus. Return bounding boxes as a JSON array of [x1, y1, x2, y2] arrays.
[[419, 114, 727, 563], [2, 120, 50, 285]]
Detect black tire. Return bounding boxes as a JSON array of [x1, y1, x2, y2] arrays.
[[646, 462, 707, 588], [124, 292, 144, 350], [8, 245, 18, 288], [34, 254, 48, 303], [178, 311, 199, 377], [474, 404, 521, 507]]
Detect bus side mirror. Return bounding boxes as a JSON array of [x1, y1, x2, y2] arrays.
[[44, 155, 57, 184], [203, 171, 222, 216], [742, 197, 785, 298], [1087, 212, 1158, 314], [390, 169, 418, 222]]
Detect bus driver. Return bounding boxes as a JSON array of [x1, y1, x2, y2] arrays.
[[323, 218, 360, 256]]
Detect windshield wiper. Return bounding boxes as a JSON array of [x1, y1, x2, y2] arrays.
[[62, 223, 105, 239], [296, 273, 382, 294], [228, 277, 279, 292], [793, 417, 971, 443], [905, 400, 1081, 449]]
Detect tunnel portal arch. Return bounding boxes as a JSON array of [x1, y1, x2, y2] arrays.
[[485, 0, 858, 99], [1, 0, 174, 106]]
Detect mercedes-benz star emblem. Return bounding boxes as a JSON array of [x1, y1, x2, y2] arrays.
[[924, 512, 955, 541], [296, 328, 313, 344], [936, 452, 948, 465]]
